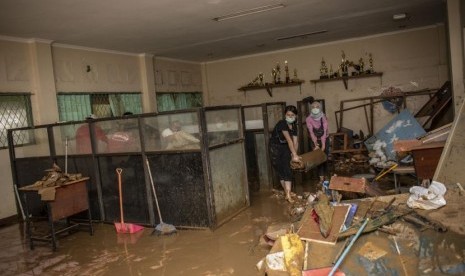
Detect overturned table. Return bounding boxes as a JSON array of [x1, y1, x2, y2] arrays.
[[20, 177, 93, 250]]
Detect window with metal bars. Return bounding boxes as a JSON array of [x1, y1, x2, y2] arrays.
[[0, 93, 34, 149]]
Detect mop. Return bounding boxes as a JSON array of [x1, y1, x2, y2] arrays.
[[145, 158, 177, 235]]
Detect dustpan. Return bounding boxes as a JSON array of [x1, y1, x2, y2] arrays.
[[114, 168, 144, 234]]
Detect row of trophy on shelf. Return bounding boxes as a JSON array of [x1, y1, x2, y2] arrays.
[[247, 60, 302, 87], [320, 51, 375, 79]]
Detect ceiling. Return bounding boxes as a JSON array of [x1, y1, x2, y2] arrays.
[[0, 0, 446, 62]]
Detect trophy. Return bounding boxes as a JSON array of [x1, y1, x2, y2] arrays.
[[284, 60, 290, 83], [271, 68, 277, 84], [259, 72, 264, 86], [276, 62, 281, 83], [367, 53, 374, 73], [320, 58, 329, 79], [291, 69, 299, 82], [329, 64, 334, 78], [358, 58, 365, 74], [340, 51, 349, 77]]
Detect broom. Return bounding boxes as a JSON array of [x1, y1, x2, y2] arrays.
[[145, 158, 177, 235]]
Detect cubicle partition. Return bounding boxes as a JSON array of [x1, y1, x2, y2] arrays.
[[242, 102, 285, 191], [8, 106, 248, 229]]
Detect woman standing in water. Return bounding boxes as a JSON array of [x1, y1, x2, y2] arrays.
[[270, 105, 301, 202]]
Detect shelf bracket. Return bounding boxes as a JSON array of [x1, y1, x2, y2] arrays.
[[265, 87, 273, 97], [342, 77, 348, 90]]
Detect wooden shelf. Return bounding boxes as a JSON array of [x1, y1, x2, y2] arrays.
[[238, 80, 305, 97], [310, 72, 383, 90]]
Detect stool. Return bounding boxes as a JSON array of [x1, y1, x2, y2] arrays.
[[392, 166, 417, 193]]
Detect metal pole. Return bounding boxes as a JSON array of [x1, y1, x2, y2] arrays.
[[329, 218, 369, 276]]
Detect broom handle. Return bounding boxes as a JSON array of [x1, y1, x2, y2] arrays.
[[146, 159, 163, 224], [116, 168, 124, 225]]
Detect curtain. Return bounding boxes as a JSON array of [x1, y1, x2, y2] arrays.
[[57, 94, 92, 122], [156, 92, 202, 112], [120, 94, 143, 114]]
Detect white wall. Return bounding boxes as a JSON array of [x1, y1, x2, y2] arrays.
[[154, 57, 202, 93], [53, 45, 141, 93], [203, 25, 449, 134]]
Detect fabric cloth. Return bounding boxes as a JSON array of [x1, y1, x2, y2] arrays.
[[162, 130, 200, 150], [407, 181, 447, 210], [161, 128, 174, 138], [107, 131, 139, 152], [269, 120, 298, 181], [75, 124, 108, 154]]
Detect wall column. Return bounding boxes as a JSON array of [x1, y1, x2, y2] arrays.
[[28, 39, 58, 124], [139, 53, 157, 113], [447, 0, 465, 113]]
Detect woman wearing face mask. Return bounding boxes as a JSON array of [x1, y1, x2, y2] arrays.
[[306, 101, 329, 180], [270, 105, 301, 202]]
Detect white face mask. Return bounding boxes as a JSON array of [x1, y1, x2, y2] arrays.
[[311, 108, 320, 115], [285, 116, 296, 124]]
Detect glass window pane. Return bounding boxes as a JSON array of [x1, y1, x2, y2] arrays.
[[13, 128, 49, 158], [205, 108, 241, 146], [143, 112, 200, 151], [243, 106, 264, 130], [95, 118, 141, 153]]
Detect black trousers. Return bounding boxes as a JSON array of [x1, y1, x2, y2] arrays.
[[270, 142, 293, 182]]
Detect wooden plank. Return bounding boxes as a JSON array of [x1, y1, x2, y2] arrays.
[[297, 205, 350, 245], [393, 139, 422, 152], [329, 176, 367, 193]]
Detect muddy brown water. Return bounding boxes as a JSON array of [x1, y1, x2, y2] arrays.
[[1, 189, 464, 275]]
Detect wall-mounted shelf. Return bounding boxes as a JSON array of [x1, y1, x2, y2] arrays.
[[238, 80, 305, 97], [310, 72, 383, 90]]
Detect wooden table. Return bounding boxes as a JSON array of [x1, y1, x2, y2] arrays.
[[20, 177, 93, 250]]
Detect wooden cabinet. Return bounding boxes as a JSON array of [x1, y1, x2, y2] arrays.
[[411, 142, 445, 179]]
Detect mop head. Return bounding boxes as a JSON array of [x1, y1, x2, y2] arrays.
[[152, 223, 177, 236]]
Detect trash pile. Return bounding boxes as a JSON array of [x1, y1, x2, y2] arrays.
[[257, 177, 449, 275], [19, 163, 84, 200]]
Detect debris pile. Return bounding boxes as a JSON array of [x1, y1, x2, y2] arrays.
[[19, 163, 84, 200], [258, 177, 450, 275]]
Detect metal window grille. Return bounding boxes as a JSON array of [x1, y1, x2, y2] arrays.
[[0, 94, 34, 149]]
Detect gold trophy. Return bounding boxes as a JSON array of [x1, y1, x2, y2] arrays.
[[259, 72, 264, 86], [284, 60, 290, 83], [276, 62, 281, 83], [358, 58, 365, 74], [340, 51, 349, 77], [367, 53, 374, 73], [271, 68, 277, 84], [320, 58, 329, 79], [292, 69, 299, 82]]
